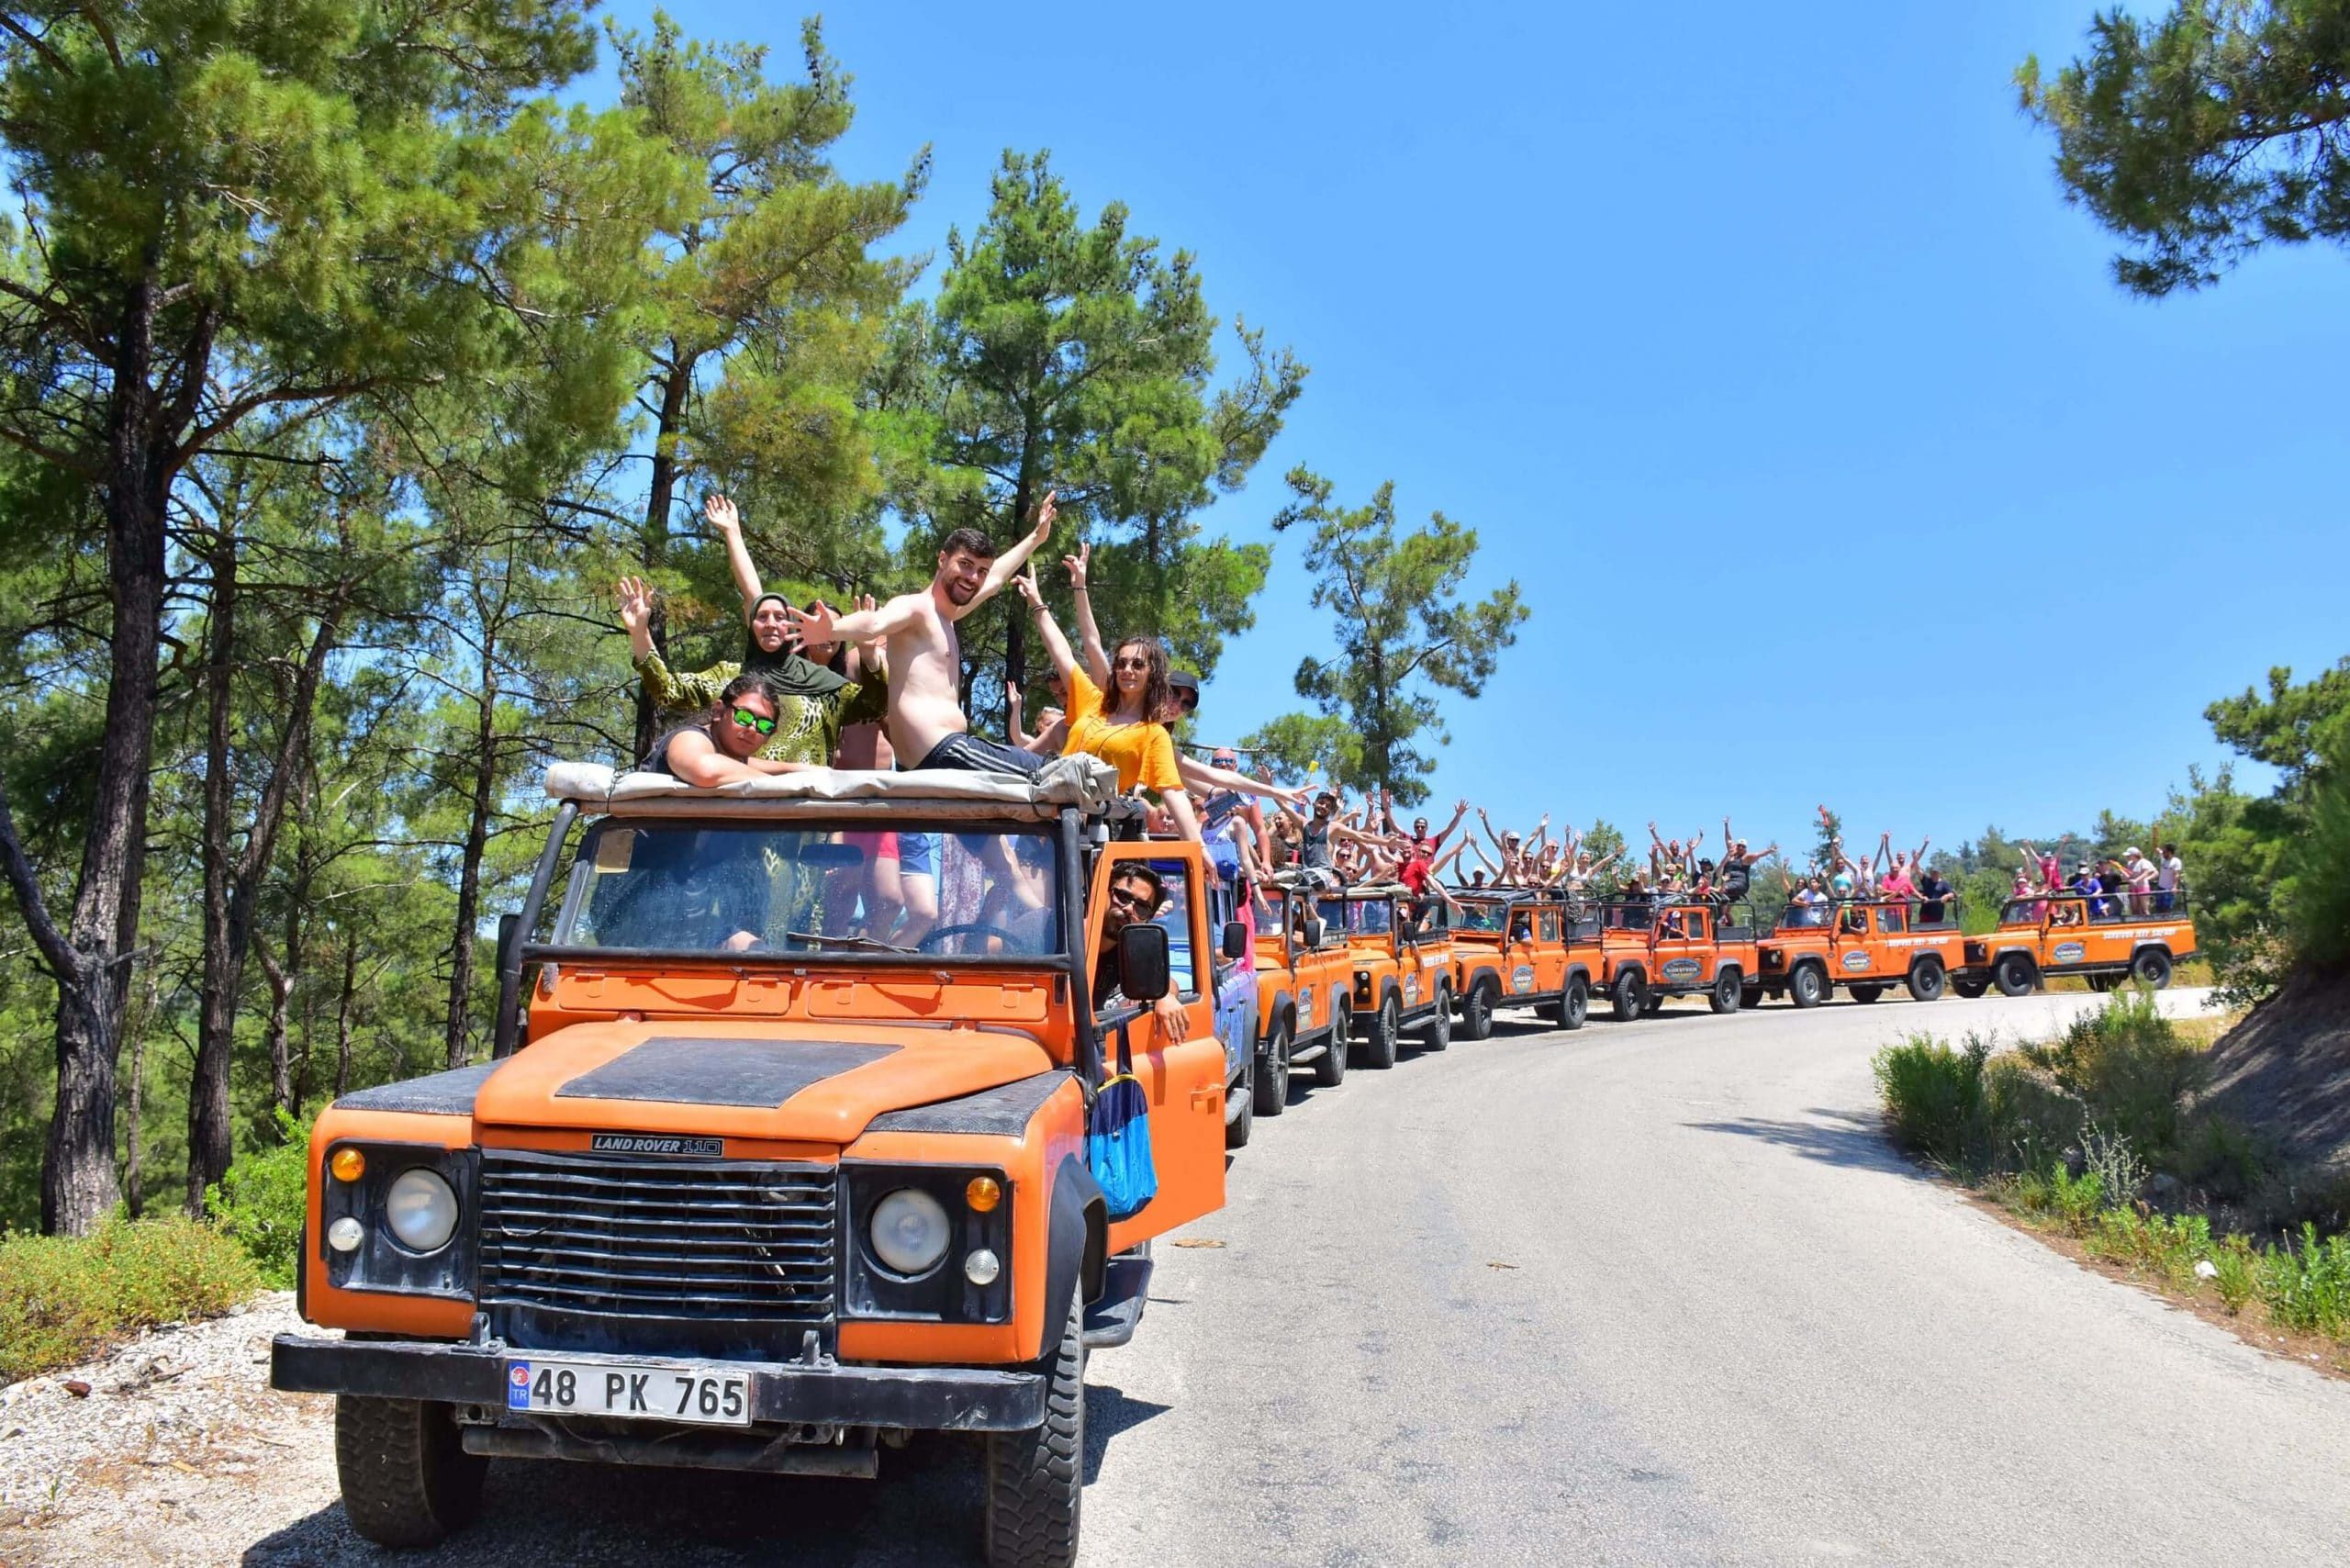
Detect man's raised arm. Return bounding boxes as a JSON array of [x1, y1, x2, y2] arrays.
[[957, 490, 1058, 621], [788, 592, 923, 649]]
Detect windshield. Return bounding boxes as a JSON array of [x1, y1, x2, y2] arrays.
[[1999, 897, 2045, 926], [553, 820, 1063, 958], [1600, 902, 1654, 931], [1778, 901, 1831, 930], [1453, 901, 1508, 933], [1315, 898, 1393, 936]]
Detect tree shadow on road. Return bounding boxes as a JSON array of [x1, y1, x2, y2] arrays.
[[1683, 1107, 1929, 1177]]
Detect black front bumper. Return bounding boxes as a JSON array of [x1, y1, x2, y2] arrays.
[[272, 1334, 1046, 1433]]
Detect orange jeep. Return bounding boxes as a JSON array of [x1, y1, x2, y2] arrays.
[[1250, 877, 1364, 1104], [1591, 899, 1762, 1020], [269, 764, 1229, 1568], [1442, 890, 1595, 1036], [1315, 882, 1456, 1067], [1953, 888, 2199, 997], [1754, 898, 1966, 1007]]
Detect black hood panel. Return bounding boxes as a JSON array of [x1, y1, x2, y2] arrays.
[[554, 1036, 900, 1108]]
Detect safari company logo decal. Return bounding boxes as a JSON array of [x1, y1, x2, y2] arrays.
[[1512, 965, 1535, 992], [1842, 950, 1874, 971], [1662, 958, 1703, 983], [2053, 942, 2087, 964]]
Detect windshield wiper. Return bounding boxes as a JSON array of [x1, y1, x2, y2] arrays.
[[783, 930, 919, 955]]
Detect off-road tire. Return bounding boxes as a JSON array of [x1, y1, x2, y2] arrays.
[[1224, 1057, 1253, 1151], [1907, 957, 1946, 1003], [1609, 969, 1645, 1022], [1953, 976, 1990, 1000], [2132, 947, 2174, 990], [2086, 972, 2115, 992], [1643, 994, 1665, 1016], [1460, 979, 1496, 1041], [1992, 952, 2035, 997], [983, 1294, 1085, 1568], [1849, 983, 1885, 1004], [334, 1396, 487, 1549], [1790, 963, 1827, 1009], [1420, 986, 1452, 1051], [1359, 993, 1400, 1070], [1313, 1008, 1349, 1087], [1709, 968, 1742, 1014], [1741, 982, 1766, 1010], [1253, 1016, 1291, 1117], [1561, 976, 1589, 1031]]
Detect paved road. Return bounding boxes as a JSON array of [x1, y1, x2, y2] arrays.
[[233, 987, 2350, 1567]]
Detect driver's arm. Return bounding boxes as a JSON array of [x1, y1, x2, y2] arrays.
[[662, 730, 767, 787]]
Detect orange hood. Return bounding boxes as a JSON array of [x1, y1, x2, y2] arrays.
[[472, 1020, 1058, 1145]]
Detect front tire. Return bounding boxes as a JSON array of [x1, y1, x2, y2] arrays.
[[1358, 993, 1400, 1070], [1953, 976, 1989, 1000], [1849, 983, 1885, 1004], [1609, 969, 1644, 1022], [1420, 986, 1452, 1051], [1907, 957, 1946, 1002], [1561, 976, 1589, 1031], [334, 1396, 487, 1550], [1224, 1057, 1253, 1151], [1790, 963, 1827, 1009], [983, 1294, 1085, 1568], [1253, 1015, 1292, 1117], [1992, 952, 2035, 997], [1709, 968, 1742, 1014], [1313, 1008, 1349, 1087], [2131, 948, 2174, 989], [1460, 979, 1495, 1041]]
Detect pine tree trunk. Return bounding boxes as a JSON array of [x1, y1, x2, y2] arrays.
[[188, 529, 241, 1213], [333, 931, 357, 1099], [632, 353, 694, 759], [122, 1025, 147, 1221], [258, 936, 293, 1117], [443, 635, 499, 1070]]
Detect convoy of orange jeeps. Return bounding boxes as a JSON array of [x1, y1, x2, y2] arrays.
[[270, 756, 2201, 1568]]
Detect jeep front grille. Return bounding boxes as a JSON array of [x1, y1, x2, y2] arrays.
[[478, 1148, 836, 1357]]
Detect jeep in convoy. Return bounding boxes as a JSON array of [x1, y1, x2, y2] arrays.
[[1315, 881, 1456, 1067], [1205, 879, 1261, 1150], [1591, 899, 1762, 1020], [1443, 890, 1596, 1036], [1952, 888, 2199, 998], [1251, 876, 1362, 1106], [1754, 897, 1965, 1007], [270, 763, 1229, 1568]]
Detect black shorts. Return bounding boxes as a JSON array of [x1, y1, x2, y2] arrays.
[[913, 731, 1049, 778]]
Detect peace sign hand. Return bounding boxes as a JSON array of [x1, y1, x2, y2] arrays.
[[1062, 539, 1091, 592]]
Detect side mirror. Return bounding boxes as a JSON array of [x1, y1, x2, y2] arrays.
[[496, 912, 521, 978], [1300, 916, 1326, 949], [1118, 922, 1172, 1002], [1222, 920, 1248, 961]]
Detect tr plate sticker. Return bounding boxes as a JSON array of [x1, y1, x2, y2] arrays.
[[2052, 942, 2087, 964], [1842, 950, 1873, 971], [591, 1133, 723, 1157], [508, 1362, 532, 1410]]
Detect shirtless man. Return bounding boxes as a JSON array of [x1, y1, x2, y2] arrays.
[[787, 494, 1058, 775]]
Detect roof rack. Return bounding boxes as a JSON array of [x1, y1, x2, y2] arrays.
[[543, 756, 1130, 821]]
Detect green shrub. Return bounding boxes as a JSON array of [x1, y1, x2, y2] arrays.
[[2212, 1236, 2259, 1314], [1984, 1055, 2084, 1174], [2084, 1208, 2216, 1291], [2022, 991, 2204, 1158], [2049, 1165, 2106, 1235], [0, 1215, 262, 1383], [205, 1107, 312, 1289], [2259, 1223, 2350, 1338], [1874, 1032, 1994, 1171], [2174, 1114, 2271, 1201]]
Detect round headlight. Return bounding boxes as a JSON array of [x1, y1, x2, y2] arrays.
[[326, 1216, 364, 1253], [385, 1168, 459, 1253], [868, 1188, 951, 1276]]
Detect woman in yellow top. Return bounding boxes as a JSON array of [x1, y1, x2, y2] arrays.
[[1011, 567, 1207, 857]]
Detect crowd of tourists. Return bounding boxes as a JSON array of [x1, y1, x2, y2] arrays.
[[610, 493, 2182, 941]]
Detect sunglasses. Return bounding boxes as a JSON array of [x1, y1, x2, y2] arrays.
[[1113, 655, 1151, 671], [1108, 883, 1153, 911], [730, 707, 777, 735], [1212, 756, 1237, 768]]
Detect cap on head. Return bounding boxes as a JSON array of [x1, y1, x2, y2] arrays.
[[1167, 670, 1200, 711]]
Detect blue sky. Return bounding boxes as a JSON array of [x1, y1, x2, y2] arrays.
[[622, 0, 2344, 859]]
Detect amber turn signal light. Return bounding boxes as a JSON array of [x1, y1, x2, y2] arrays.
[[330, 1148, 365, 1182], [965, 1176, 1002, 1213]]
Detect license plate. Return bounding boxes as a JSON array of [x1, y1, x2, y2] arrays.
[[504, 1357, 751, 1427]]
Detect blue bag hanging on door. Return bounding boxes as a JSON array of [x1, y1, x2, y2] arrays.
[[1087, 1019, 1157, 1220]]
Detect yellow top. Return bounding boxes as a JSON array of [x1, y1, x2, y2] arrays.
[[1061, 670, 1182, 793]]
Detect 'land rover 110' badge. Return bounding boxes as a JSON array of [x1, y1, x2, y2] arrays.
[[590, 1133, 724, 1157]]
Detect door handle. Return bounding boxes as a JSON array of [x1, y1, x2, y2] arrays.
[[1190, 1085, 1222, 1110]]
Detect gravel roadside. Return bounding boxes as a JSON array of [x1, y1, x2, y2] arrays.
[[0, 1294, 340, 1566]]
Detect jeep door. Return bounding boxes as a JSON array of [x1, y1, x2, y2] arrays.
[[1091, 846, 1228, 1251], [1654, 905, 1712, 988]]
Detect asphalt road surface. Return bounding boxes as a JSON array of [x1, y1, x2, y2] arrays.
[[233, 987, 2350, 1568]]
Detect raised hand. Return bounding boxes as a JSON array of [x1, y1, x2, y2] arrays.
[[703, 493, 742, 537], [615, 576, 654, 637], [1032, 488, 1058, 537], [784, 600, 842, 647], [1062, 538, 1091, 592], [1013, 565, 1045, 610]]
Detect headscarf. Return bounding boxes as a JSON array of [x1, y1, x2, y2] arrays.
[[743, 592, 848, 700]]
